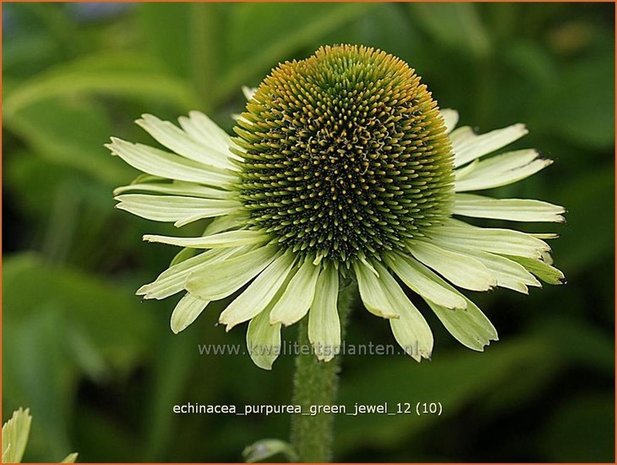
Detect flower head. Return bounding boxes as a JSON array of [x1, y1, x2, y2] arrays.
[[109, 45, 565, 369]]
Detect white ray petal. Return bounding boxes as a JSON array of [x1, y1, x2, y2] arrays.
[[114, 194, 240, 226], [308, 264, 341, 362], [170, 293, 210, 334], [440, 108, 459, 134], [353, 262, 399, 319], [453, 193, 566, 222], [455, 149, 552, 192], [186, 246, 278, 301], [269, 259, 321, 326], [373, 263, 433, 361], [107, 137, 235, 186], [137, 114, 232, 170], [428, 219, 551, 259], [138, 246, 245, 300], [143, 229, 269, 249], [451, 123, 528, 167], [219, 252, 295, 330], [113, 180, 233, 199], [385, 252, 467, 310], [408, 240, 496, 291], [246, 307, 281, 370]]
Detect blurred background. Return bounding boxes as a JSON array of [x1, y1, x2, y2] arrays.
[[2, 2, 614, 462]]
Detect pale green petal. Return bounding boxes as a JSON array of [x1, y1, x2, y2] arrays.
[[2, 408, 32, 463], [429, 219, 551, 259], [451, 123, 528, 168], [246, 307, 281, 370], [418, 273, 499, 351], [455, 149, 552, 192], [219, 252, 295, 330], [114, 194, 240, 227], [186, 246, 278, 301], [138, 247, 244, 299], [308, 264, 340, 362], [143, 229, 269, 249], [453, 193, 566, 222], [170, 293, 210, 334], [269, 259, 321, 326], [438, 245, 541, 294], [113, 180, 233, 200], [384, 252, 467, 310], [440, 108, 459, 134], [106, 137, 235, 186], [137, 114, 232, 170], [353, 262, 399, 319], [179, 110, 234, 154], [61, 453, 79, 463], [374, 263, 433, 361], [407, 240, 496, 291], [203, 213, 248, 236], [507, 255, 566, 285]]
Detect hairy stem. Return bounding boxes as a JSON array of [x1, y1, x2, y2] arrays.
[[290, 283, 355, 462]]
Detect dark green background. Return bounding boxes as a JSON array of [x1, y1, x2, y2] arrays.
[[3, 2, 614, 462]]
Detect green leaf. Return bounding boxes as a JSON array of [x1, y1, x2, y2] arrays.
[[3, 53, 197, 117], [5, 97, 133, 184], [542, 394, 614, 461], [218, 3, 374, 101], [531, 56, 614, 149], [3, 253, 156, 459], [408, 3, 491, 58], [336, 333, 559, 451]]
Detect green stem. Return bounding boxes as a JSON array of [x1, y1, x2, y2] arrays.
[[290, 283, 355, 462]]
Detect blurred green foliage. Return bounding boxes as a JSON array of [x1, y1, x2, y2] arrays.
[[2, 2, 614, 462]]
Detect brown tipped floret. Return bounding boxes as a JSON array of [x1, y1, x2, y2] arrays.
[[233, 45, 454, 265]]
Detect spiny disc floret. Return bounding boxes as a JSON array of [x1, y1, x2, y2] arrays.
[[233, 45, 454, 265]]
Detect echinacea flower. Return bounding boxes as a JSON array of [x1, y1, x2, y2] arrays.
[[109, 45, 564, 369]]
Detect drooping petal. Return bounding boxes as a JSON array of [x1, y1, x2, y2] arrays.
[[247, 308, 281, 370], [269, 259, 321, 326], [353, 262, 399, 319], [374, 263, 433, 361], [308, 264, 341, 362], [453, 193, 566, 222], [143, 229, 269, 249], [385, 252, 467, 309], [427, 296, 498, 351], [412, 266, 499, 350], [407, 240, 497, 291], [107, 137, 235, 186], [455, 149, 552, 192], [219, 251, 295, 330], [170, 293, 210, 334], [137, 114, 232, 170], [451, 123, 528, 168], [114, 194, 240, 227], [186, 246, 278, 301], [138, 246, 245, 299], [428, 219, 551, 259]]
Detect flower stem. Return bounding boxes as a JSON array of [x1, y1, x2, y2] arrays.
[[290, 283, 355, 463]]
